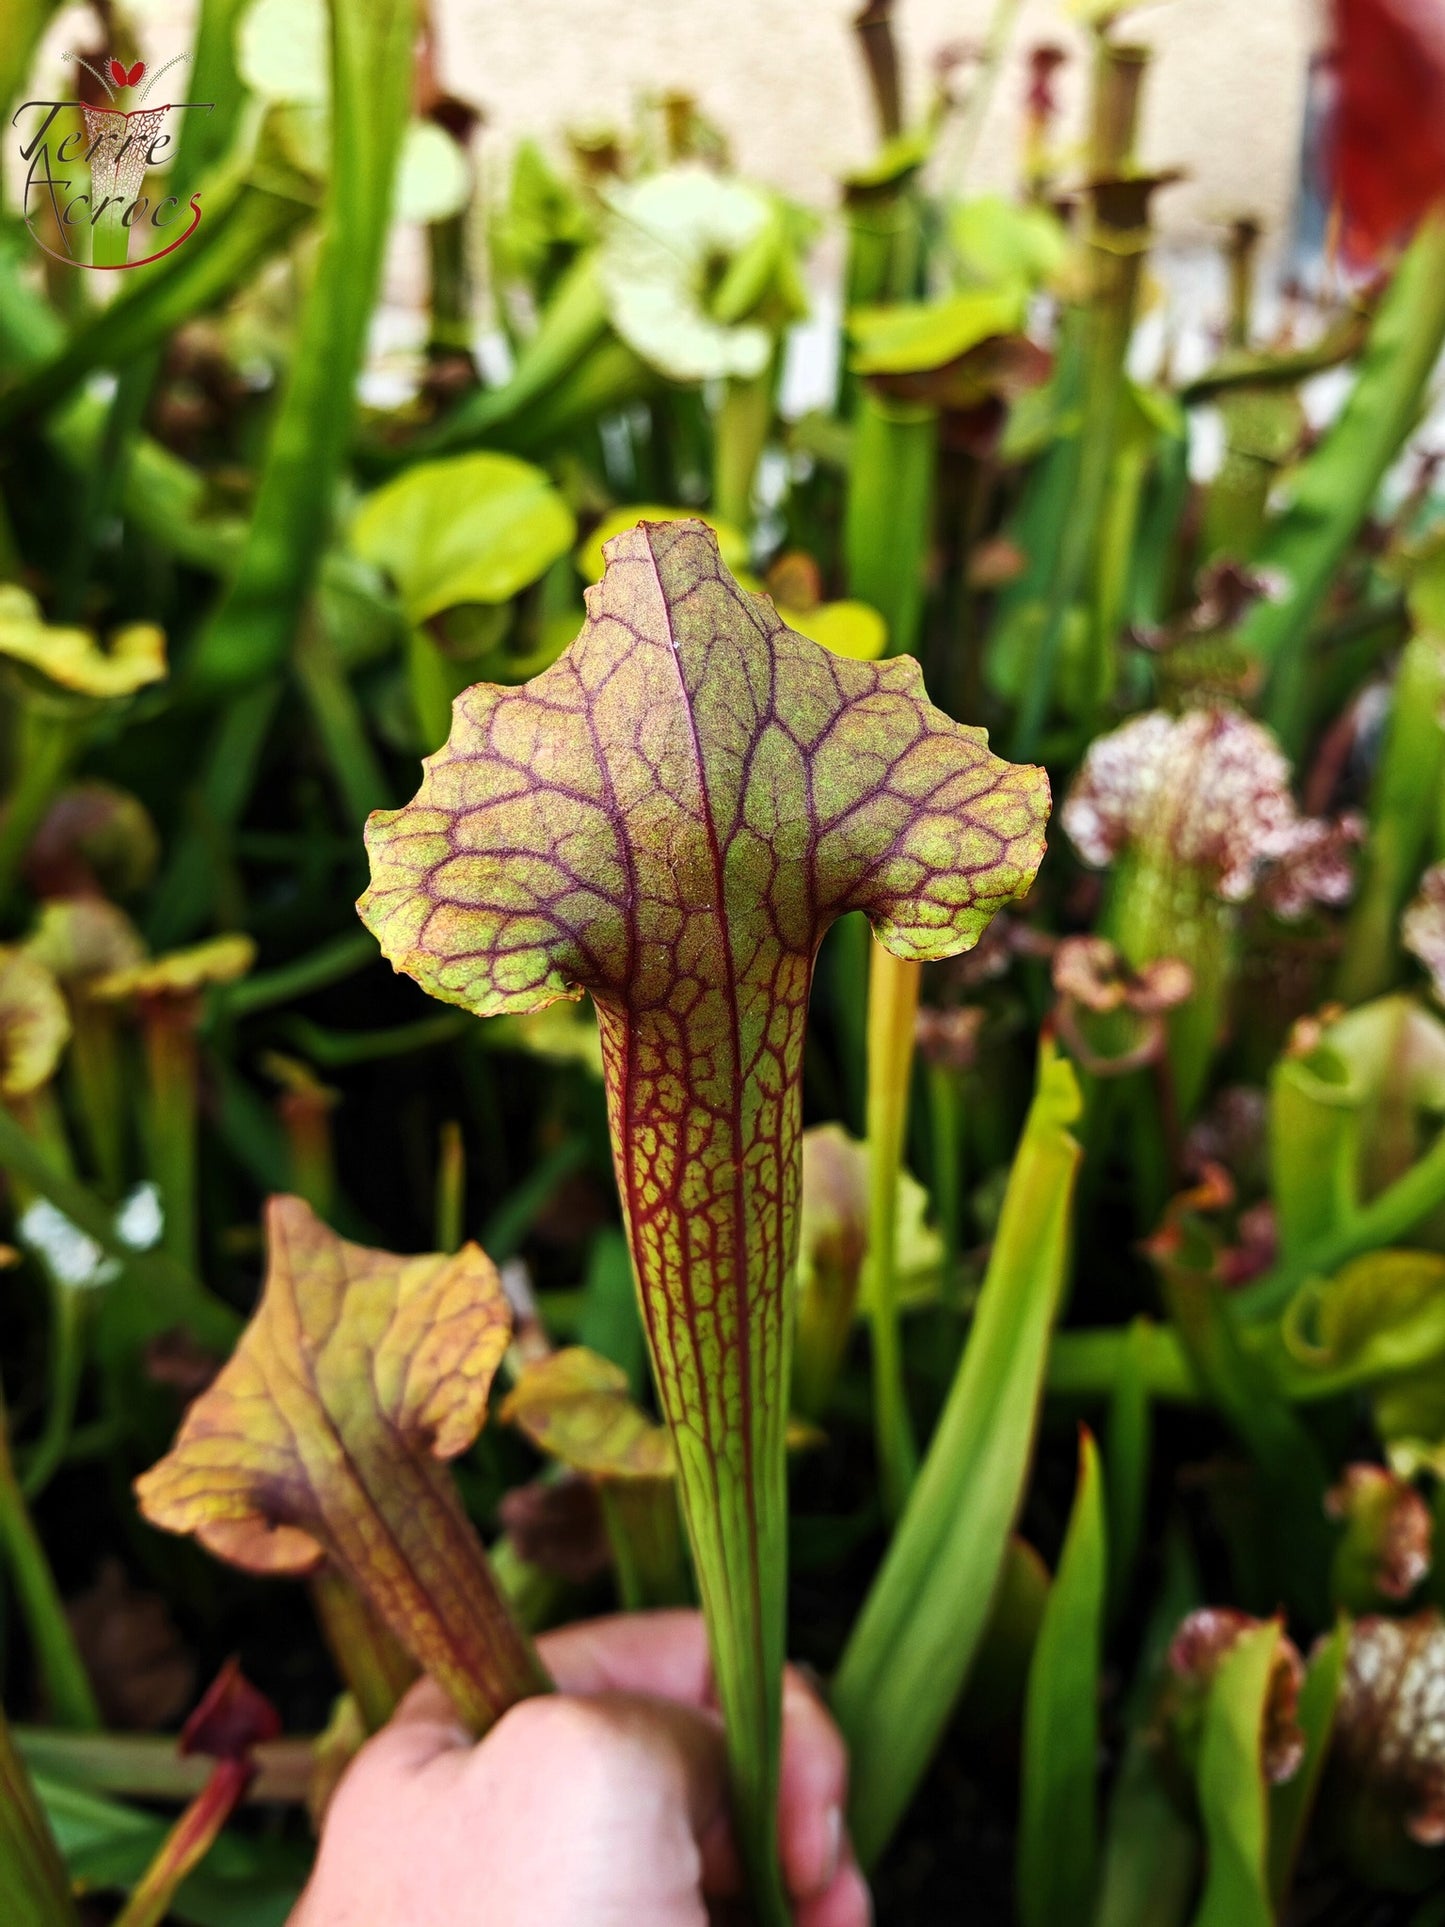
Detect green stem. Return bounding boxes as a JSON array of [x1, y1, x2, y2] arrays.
[[309, 1565, 417, 1732], [844, 391, 937, 658], [865, 939, 920, 1516], [1047, 1323, 1200, 1405], [219, 929, 376, 1020], [1336, 629, 1445, 1004], [0, 709, 75, 913], [601, 1479, 692, 1610], [1249, 217, 1445, 754], [20, 1282, 85, 1502], [0, 1696, 79, 1927], [713, 357, 774, 530], [835, 1046, 1082, 1868], [941, 0, 1023, 196], [110, 1765, 247, 1927], [0, 1374, 98, 1730], [925, 1061, 964, 1272], [1108, 855, 1233, 1122], [66, 1008, 125, 1201], [294, 611, 392, 828]]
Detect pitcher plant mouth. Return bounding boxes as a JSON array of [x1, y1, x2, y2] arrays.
[[358, 517, 1049, 1916]]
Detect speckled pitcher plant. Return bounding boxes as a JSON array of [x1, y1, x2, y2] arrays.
[[360, 519, 1049, 1918]]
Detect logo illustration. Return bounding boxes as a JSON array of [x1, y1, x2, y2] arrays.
[[13, 52, 213, 271]]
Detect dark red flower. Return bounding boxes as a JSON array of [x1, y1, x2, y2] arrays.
[[1334, 0, 1445, 259]]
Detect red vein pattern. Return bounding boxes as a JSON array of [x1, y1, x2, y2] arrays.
[[359, 519, 1050, 1897]]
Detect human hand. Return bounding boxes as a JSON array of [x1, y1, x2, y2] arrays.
[[293, 1609, 870, 1926]]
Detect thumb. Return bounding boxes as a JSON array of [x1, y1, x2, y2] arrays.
[[570, 1695, 747, 1888], [505, 1692, 743, 1898]]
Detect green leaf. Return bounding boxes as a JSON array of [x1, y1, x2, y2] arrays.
[[189, 0, 415, 688], [1339, 626, 1445, 1003], [1153, 1218, 1331, 1614], [0, 178, 312, 433], [1268, 1622, 1346, 1907], [1273, 1249, 1445, 1474], [1247, 218, 1445, 750], [361, 518, 1049, 1921], [136, 1197, 549, 1734], [833, 1042, 1082, 1869], [1270, 996, 1445, 1265], [352, 454, 576, 626], [1191, 1620, 1286, 1927], [0, 1704, 78, 1926], [948, 194, 1069, 291], [849, 285, 1026, 375], [37, 1773, 305, 1927], [1019, 1428, 1108, 1927], [238, 0, 328, 102], [0, 588, 165, 701]]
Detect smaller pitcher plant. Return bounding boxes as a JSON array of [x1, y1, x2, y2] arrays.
[[360, 518, 1048, 1917], [137, 1196, 549, 1734]]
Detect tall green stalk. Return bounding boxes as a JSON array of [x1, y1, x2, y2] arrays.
[[1247, 217, 1445, 753], [844, 390, 937, 657], [865, 940, 920, 1515], [1336, 626, 1445, 1002], [361, 521, 1049, 1923], [0, 1696, 78, 1926], [0, 1374, 98, 1731], [188, 0, 415, 688], [835, 1043, 1081, 1867]]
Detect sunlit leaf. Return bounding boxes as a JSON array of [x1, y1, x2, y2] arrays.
[[576, 505, 749, 585], [237, 0, 327, 104], [781, 599, 888, 662], [395, 119, 470, 225], [361, 517, 1048, 1906], [91, 937, 256, 1007], [849, 286, 1027, 376], [136, 1197, 548, 1733], [0, 588, 165, 701], [352, 454, 576, 626], [949, 195, 1070, 291]]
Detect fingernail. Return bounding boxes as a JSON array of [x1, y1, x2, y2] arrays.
[[822, 1804, 843, 1886]]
